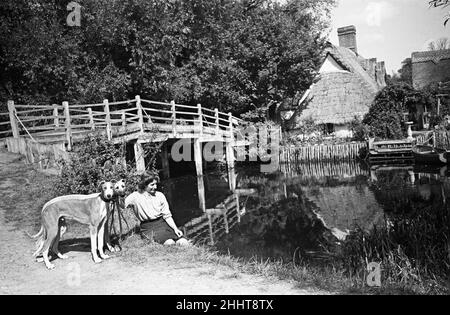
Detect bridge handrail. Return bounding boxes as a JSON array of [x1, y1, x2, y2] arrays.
[[1, 97, 248, 147]]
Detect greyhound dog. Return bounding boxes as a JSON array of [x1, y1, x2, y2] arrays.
[[32, 181, 115, 269], [104, 179, 126, 252]]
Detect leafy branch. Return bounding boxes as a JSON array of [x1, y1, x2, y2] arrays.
[[429, 0, 450, 25]]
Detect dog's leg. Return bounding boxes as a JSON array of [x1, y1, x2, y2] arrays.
[[52, 222, 69, 260], [89, 225, 102, 263], [42, 225, 59, 270], [42, 249, 55, 270], [97, 220, 110, 260]]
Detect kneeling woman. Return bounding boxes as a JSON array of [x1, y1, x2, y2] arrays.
[[125, 172, 189, 246]]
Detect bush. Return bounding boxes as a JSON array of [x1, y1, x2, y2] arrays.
[[362, 83, 432, 140], [349, 116, 369, 141], [54, 133, 158, 195]]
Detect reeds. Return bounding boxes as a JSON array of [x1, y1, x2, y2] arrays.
[[338, 204, 450, 294]]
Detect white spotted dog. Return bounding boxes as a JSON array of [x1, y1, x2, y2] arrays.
[[104, 179, 126, 253], [31, 181, 115, 270]]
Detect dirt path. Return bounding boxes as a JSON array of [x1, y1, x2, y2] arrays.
[[0, 150, 328, 295]]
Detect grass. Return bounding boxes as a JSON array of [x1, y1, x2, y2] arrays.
[[1, 155, 448, 295]]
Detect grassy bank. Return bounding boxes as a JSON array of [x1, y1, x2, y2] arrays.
[[117, 234, 449, 295], [1, 154, 447, 295]]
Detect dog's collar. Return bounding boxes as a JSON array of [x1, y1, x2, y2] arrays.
[[100, 194, 114, 203]]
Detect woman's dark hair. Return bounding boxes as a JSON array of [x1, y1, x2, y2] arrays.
[[137, 172, 160, 191]]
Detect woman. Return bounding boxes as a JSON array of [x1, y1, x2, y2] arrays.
[[125, 172, 189, 246]]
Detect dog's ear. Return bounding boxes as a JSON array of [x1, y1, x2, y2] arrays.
[[98, 181, 106, 191]]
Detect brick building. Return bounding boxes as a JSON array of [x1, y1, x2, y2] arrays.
[[412, 49, 450, 89]]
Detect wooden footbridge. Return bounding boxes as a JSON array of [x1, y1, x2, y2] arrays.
[[0, 96, 261, 181]]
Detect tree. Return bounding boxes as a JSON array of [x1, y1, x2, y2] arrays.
[[0, 0, 335, 121], [362, 83, 431, 140], [429, 0, 450, 26], [397, 58, 413, 85], [427, 37, 450, 50]]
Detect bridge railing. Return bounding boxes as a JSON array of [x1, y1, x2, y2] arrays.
[[2, 96, 244, 149]]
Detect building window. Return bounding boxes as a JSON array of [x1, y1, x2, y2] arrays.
[[323, 123, 334, 135]]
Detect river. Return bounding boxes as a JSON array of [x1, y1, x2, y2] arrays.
[[159, 160, 449, 264]]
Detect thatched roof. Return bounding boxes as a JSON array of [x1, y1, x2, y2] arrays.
[[296, 71, 376, 125], [291, 44, 382, 126]]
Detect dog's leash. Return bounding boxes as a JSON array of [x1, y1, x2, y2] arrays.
[[107, 197, 130, 248]]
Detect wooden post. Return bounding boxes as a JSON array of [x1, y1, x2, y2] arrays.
[[196, 172, 206, 213], [207, 214, 214, 245], [161, 142, 170, 179], [7, 101, 19, 138], [63, 101, 72, 151], [223, 210, 229, 234], [214, 108, 219, 134], [171, 100, 176, 136], [88, 108, 95, 130], [53, 104, 59, 128], [122, 112, 126, 127], [194, 138, 203, 178], [235, 193, 241, 223], [438, 97, 441, 116], [134, 141, 145, 174], [136, 95, 144, 134], [197, 103, 203, 136], [226, 142, 236, 191], [104, 99, 112, 140], [228, 112, 233, 141]]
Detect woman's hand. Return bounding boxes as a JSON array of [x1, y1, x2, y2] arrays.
[[174, 228, 183, 238]]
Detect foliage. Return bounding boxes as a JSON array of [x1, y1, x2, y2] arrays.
[[390, 58, 413, 86], [349, 116, 369, 142], [333, 168, 450, 293], [429, 0, 450, 26], [54, 133, 158, 195], [420, 82, 450, 128], [0, 0, 334, 120], [362, 83, 431, 140], [282, 117, 324, 145], [427, 37, 450, 50]]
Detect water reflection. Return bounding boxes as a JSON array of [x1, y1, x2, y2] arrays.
[[160, 160, 449, 263]]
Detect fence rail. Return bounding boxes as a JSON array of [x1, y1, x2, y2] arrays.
[[1, 96, 244, 151], [280, 142, 366, 163]]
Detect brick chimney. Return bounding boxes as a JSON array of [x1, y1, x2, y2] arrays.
[[338, 25, 358, 55]]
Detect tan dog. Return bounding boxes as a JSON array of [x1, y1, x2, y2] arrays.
[[32, 181, 115, 269]]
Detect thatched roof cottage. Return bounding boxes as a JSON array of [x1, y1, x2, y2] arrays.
[[285, 26, 387, 138]]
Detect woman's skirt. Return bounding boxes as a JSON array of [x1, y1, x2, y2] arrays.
[[140, 217, 180, 244]]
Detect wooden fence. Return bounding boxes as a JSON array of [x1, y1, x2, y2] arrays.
[[434, 131, 450, 150], [2, 97, 244, 150], [280, 159, 368, 179], [5, 137, 68, 170], [279, 142, 366, 163]]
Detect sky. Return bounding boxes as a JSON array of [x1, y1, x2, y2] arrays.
[[328, 0, 450, 74]]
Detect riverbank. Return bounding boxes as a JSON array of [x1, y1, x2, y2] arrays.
[[0, 149, 328, 295], [1, 149, 447, 295]]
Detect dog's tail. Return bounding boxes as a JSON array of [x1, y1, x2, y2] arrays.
[[31, 225, 46, 258], [28, 226, 44, 239]]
